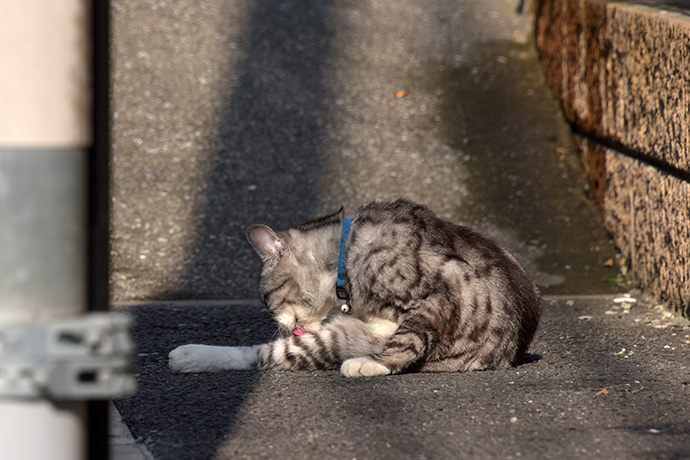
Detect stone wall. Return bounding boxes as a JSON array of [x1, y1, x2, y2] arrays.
[[531, 0, 690, 317]]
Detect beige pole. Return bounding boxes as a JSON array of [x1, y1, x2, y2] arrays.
[[0, 1, 91, 459]]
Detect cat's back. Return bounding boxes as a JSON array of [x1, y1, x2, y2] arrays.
[[353, 199, 511, 265], [348, 199, 540, 368], [350, 199, 539, 303]]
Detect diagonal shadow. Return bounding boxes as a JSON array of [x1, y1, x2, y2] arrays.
[[114, 303, 276, 460], [170, 0, 335, 452], [423, 38, 622, 295], [114, 2, 337, 458], [173, 0, 336, 300]]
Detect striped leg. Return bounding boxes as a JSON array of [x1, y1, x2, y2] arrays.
[[342, 303, 440, 377], [258, 316, 385, 371]]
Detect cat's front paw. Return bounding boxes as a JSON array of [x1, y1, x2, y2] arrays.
[[169, 344, 212, 373], [169, 344, 259, 372], [341, 357, 391, 378]]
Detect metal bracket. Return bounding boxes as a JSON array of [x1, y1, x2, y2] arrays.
[[0, 313, 137, 400]]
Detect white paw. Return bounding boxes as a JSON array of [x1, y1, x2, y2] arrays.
[[169, 344, 259, 373], [341, 357, 391, 378], [169, 344, 209, 373]]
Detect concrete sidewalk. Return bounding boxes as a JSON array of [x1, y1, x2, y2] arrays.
[[109, 0, 690, 458], [110, 402, 152, 460], [111, 0, 623, 301], [112, 296, 690, 459]]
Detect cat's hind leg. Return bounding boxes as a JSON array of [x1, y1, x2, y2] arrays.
[[340, 317, 397, 377], [340, 322, 431, 377], [341, 356, 391, 377], [257, 316, 386, 371], [343, 301, 442, 377]]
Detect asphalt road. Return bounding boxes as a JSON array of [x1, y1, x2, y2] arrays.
[[114, 296, 690, 460], [111, 0, 623, 302], [109, 0, 690, 459]]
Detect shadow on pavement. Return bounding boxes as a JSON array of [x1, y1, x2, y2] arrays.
[[173, 0, 336, 300], [114, 303, 276, 460], [111, 1, 687, 457], [415, 38, 623, 295], [118, 1, 338, 457], [116, 298, 690, 459]]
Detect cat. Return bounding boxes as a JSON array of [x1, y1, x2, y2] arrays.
[[169, 199, 541, 377]]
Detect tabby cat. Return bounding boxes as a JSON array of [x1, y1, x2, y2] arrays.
[[169, 199, 541, 377]]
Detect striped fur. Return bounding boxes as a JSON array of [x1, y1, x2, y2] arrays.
[[169, 199, 541, 377]]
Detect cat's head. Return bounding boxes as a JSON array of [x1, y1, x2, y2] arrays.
[[246, 212, 341, 336]]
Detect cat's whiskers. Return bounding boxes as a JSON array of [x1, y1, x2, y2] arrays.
[[271, 327, 288, 340]]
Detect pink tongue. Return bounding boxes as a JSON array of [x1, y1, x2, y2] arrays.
[[292, 326, 306, 336]]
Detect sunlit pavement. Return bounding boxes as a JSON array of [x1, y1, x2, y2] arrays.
[[110, 1, 690, 458]]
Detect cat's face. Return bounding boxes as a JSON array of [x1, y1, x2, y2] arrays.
[[247, 225, 336, 336]]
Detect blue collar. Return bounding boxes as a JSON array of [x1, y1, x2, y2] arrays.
[[336, 217, 353, 300]]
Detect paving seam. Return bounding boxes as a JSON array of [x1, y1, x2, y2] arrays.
[[110, 401, 155, 460], [111, 294, 627, 309]]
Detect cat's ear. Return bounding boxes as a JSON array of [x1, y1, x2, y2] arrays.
[[246, 225, 285, 260]]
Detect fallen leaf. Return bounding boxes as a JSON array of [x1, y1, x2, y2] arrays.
[[395, 90, 409, 99], [603, 258, 614, 267], [595, 388, 609, 396]]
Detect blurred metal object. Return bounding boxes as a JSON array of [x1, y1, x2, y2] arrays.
[[0, 313, 136, 400], [0, 1, 129, 459]]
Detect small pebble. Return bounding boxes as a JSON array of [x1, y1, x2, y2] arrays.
[[613, 295, 637, 303]]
